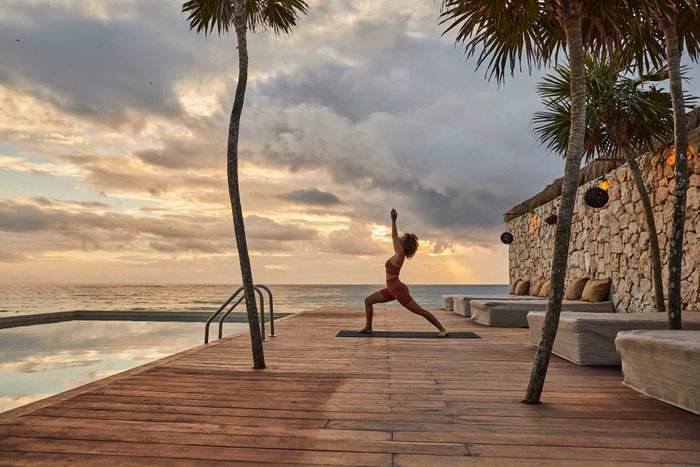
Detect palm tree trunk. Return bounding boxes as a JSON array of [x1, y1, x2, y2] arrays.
[[659, 14, 687, 330], [230, 0, 265, 368], [621, 143, 665, 313], [523, 2, 585, 404]]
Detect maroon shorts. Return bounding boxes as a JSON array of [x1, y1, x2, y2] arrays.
[[380, 278, 414, 307]]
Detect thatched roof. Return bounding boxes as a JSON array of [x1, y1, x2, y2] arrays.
[[504, 158, 624, 223], [687, 107, 700, 132], [504, 107, 700, 223]]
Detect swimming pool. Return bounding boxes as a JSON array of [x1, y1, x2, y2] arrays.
[[0, 320, 247, 413]]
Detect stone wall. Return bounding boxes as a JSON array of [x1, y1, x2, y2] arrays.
[[507, 129, 700, 313]]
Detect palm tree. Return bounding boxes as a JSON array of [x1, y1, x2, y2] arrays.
[[630, 0, 700, 329], [182, 0, 309, 368], [440, 0, 623, 404], [532, 56, 695, 314]]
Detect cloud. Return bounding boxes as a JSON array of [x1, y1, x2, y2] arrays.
[[0, 200, 316, 258], [281, 188, 341, 206], [0, 203, 54, 232], [324, 224, 386, 256], [0, 250, 25, 262], [32, 197, 110, 209], [54, 154, 226, 201], [133, 117, 228, 170], [0, 1, 217, 128], [244, 215, 317, 242]]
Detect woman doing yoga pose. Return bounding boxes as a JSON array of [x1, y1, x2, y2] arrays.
[[360, 209, 448, 337]]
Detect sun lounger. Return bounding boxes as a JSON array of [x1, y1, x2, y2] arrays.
[[527, 311, 700, 365], [450, 294, 541, 317], [470, 299, 613, 327], [616, 330, 700, 416]]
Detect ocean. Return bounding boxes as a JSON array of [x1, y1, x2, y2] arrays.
[[0, 283, 508, 316]]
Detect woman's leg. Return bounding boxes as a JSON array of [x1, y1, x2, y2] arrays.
[[361, 289, 393, 333], [403, 299, 448, 336]]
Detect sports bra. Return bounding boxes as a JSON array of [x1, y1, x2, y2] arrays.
[[385, 258, 401, 276]]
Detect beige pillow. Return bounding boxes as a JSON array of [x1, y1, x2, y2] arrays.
[[530, 279, 546, 296], [509, 279, 519, 295], [581, 278, 611, 302], [565, 277, 590, 301], [538, 279, 551, 297], [514, 280, 530, 296]]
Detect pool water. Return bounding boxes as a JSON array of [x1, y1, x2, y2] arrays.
[[0, 320, 247, 413]]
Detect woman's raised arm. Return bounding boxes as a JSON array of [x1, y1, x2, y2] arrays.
[[390, 209, 404, 259]]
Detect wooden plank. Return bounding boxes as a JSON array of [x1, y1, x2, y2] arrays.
[[15, 415, 392, 441], [468, 444, 700, 463], [393, 454, 642, 466], [32, 407, 329, 429], [0, 437, 392, 466], [394, 430, 700, 449], [0, 425, 468, 456], [0, 452, 243, 466], [44, 399, 453, 423]]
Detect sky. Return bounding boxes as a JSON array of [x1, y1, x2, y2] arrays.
[[0, 0, 698, 285]]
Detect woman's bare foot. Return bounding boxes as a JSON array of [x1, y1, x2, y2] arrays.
[[359, 327, 373, 334], [437, 329, 449, 338]]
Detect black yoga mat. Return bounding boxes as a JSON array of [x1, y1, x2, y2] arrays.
[[336, 330, 480, 339]]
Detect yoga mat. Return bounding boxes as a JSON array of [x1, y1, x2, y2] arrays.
[[336, 330, 479, 338]]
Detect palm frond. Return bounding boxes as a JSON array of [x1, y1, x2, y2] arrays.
[[183, 0, 308, 36], [439, 0, 551, 83], [532, 101, 573, 156], [619, 0, 700, 74], [182, 0, 234, 35], [247, 0, 308, 34], [536, 65, 571, 103], [676, 1, 700, 62], [439, 0, 640, 83], [532, 55, 696, 164]]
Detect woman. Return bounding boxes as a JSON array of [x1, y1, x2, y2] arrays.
[[360, 209, 448, 337]]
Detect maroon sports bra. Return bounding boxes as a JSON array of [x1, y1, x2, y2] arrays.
[[385, 258, 401, 276]]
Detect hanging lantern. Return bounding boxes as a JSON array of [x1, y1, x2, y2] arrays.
[[530, 214, 538, 227], [666, 149, 675, 166], [667, 146, 697, 166], [500, 232, 514, 244], [584, 186, 609, 208], [544, 214, 558, 225]]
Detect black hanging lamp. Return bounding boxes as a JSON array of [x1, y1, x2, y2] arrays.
[[500, 232, 514, 244], [584, 177, 609, 208]]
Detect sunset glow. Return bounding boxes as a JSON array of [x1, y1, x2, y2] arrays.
[[2, 0, 697, 285]]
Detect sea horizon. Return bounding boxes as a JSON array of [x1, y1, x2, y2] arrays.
[[0, 283, 509, 316]]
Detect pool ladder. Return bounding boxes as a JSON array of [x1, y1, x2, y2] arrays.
[[204, 284, 275, 344]]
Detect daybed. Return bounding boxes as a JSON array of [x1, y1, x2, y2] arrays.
[[470, 299, 614, 327], [442, 295, 454, 311], [450, 294, 541, 317], [527, 311, 700, 365], [616, 330, 700, 416], [445, 278, 547, 316]]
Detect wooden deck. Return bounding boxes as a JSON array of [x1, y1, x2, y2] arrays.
[[1, 306, 699, 465]]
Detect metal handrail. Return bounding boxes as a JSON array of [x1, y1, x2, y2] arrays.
[[204, 286, 244, 344], [218, 286, 266, 340], [256, 284, 275, 337], [256, 286, 266, 341], [217, 295, 245, 340], [204, 284, 275, 344]]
